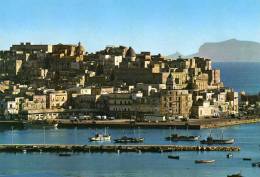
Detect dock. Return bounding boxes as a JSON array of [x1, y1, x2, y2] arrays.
[[0, 144, 240, 153]]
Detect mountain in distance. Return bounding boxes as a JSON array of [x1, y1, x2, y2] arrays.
[[168, 39, 260, 62], [167, 51, 184, 59]]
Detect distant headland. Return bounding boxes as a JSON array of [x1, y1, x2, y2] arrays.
[[169, 39, 260, 62]]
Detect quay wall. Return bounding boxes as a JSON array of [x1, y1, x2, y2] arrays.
[[200, 118, 260, 129], [0, 144, 240, 153]]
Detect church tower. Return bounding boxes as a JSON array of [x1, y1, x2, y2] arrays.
[[166, 73, 176, 90]]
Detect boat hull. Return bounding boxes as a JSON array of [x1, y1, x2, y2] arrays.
[[195, 160, 215, 164], [200, 138, 235, 145]]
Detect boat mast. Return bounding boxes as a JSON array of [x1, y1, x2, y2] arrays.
[[138, 127, 140, 139]]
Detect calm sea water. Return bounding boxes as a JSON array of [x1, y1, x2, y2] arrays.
[[0, 62, 260, 177], [0, 124, 260, 177], [213, 62, 260, 94]]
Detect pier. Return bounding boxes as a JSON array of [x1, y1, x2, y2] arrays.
[[0, 144, 240, 153]]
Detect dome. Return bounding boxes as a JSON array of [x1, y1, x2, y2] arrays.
[[126, 47, 136, 57]]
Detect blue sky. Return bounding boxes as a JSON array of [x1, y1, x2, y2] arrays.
[[0, 0, 260, 55]]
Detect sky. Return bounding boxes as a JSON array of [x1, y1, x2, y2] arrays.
[[0, 0, 260, 55]]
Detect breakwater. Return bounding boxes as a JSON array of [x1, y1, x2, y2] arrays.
[[0, 144, 240, 153]]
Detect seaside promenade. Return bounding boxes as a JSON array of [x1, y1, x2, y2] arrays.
[[1, 117, 260, 129]]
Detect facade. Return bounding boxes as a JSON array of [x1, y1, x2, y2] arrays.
[[160, 73, 193, 117], [47, 90, 68, 109]]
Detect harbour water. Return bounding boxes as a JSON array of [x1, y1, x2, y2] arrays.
[[213, 62, 260, 94], [0, 123, 260, 177]]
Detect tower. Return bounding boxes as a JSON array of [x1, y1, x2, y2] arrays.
[[125, 47, 136, 62], [166, 73, 175, 90]]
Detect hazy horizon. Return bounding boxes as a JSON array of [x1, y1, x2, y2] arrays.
[[1, 0, 260, 55]]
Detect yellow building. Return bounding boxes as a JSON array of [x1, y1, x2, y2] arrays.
[[160, 73, 192, 117], [47, 90, 68, 109]]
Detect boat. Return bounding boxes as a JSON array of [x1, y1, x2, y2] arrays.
[[58, 153, 71, 157], [54, 123, 58, 129], [89, 128, 111, 142], [252, 162, 260, 167], [200, 130, 234, 145], [168, 155, 180, 160], [226, 153, 233, 158], [89, 133, 111, 141], [114, 136, 144, 143], [195, 160, 215, 164], [166, 126, 199, 141], [227, 173, 243, 177], [166, 134, 200, 141], [242, 158, 251, 161]]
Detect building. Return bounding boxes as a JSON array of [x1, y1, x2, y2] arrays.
[[47, 90, 68, 109], [160, 73, 192, 117]]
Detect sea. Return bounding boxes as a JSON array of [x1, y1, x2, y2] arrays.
[[213, 62, 260, 94], [0, 62, 260, 177]]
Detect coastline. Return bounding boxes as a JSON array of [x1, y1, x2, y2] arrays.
[[1, 117, 260, 130]]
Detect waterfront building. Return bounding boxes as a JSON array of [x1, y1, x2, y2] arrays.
[[46, 90, 68, 109], [160, 73, 193, 117]]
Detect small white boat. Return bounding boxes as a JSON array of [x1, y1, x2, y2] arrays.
[[89, 133, 111, 141], [89, 128, 111, 142], [54, 123, 58, 129]]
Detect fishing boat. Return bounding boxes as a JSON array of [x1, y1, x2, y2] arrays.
[[58, 153, 71, 157], [227, 173, 243, 177], [226, 153, 233, 158], [115, 128, 144, 143], [114, 136, 144, 143], [89, 133, 111, 141], [168, 155, 180, 160], [166, 126, 199, 141], [166, 134, 200, 141], [252, 162, 260, 167], [195, 160, 215, 164], [200, 130, 234, 145], [242, 158, 251, 161], [89, 128, 111, 142]]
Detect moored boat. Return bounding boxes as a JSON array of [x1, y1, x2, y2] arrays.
[[59, 153, 71, 157], [114, 136, 144, 143], [252, 162, 260, 167], [200, 136, 234, 145], [166, 134, 200, 141], [89, 128, 111, 142], [89, 133, 111, 141], [168, 155, 180, 160], [242, 157, 251, 161], [195, 160, 215, 164], [227, 173, 243, 177], [200, 130, 234, 145], [226, 153, 233, 158]]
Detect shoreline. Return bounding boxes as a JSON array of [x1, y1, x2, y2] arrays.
[[56, 117, 260, 129], [0, 117, 260, 129]]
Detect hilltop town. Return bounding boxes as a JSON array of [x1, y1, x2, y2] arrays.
[[0, 42, 239, 122]]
